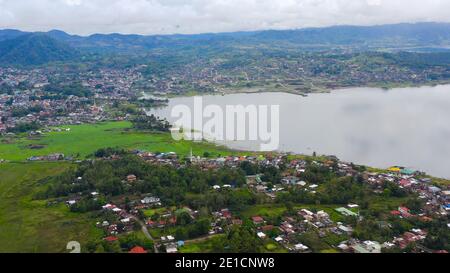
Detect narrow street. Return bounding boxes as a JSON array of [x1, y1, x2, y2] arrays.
[[129, 215, 159, 253]]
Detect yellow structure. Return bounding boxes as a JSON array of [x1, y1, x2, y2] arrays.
[[388, 167, 401, 172]]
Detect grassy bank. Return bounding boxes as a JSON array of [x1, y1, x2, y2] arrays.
[[0, 162, 102, 253]]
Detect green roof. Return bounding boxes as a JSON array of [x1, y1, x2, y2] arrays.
[[335, 207, 358, 217], [401, 169, 416, 175]]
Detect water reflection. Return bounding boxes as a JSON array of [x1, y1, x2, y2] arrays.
[[148, 85, 450, 178]]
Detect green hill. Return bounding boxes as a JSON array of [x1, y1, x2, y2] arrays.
[[0, 33, 79, 65]]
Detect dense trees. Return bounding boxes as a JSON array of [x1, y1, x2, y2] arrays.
[[40, 153, 250, 209], [176, 210, 193, 226], [11, 107, 31, 117], [321, 176, 366, 204], [93, 147, 127, 158], [239, 161, 259, 176], [212, 225, 263, 253], [299, 163, 335, 185], [44, 82, 92, 98], [185, 189, 256, 212], [353, 219, 395, 242], [422, 219, 450, 251], [174, 218, 211, 241], [131, 114, 171, 132], [119, 233, 154, 251], [9, 105, 45, 118], [261, 166, 281, 184], [0, 83, 13, 95], [7, 121, 40, 133], [405, 198, 425, 214], [85, 233, 154, 253], [70, 197, 105, 213], [277, 176, 367, 206], [382, 181, 408, 198]]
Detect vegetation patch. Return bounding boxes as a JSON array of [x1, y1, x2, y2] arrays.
[[0, 162, 101, 253], [0, 121, 239, 161]]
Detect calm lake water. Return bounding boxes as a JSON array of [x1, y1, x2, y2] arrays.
[[149, 85, 450, 178]]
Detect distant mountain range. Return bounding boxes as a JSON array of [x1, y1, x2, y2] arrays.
[[1, 22, 450, 65]]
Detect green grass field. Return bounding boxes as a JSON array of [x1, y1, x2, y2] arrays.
[[367, 196, 409, 212], [264, 242, 289, 253], [179, 235, 224, 253], [0, 121, 243, 253], [240, 204, 351, 223], [0, 162, 102, 253], [148, 226, 179, 239], [0, 121, 238, 161], [143, 207, 170, 218]]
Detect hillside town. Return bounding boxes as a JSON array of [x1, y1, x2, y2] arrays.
[[0, 66, 150, 133], [135, 51, 450, 95], [55, 150, 449, 254], [2, 49, 450, 134], [1, 29, 450, 256]]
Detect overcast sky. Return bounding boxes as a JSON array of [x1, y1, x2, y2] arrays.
[[0, 0, 449, 36]]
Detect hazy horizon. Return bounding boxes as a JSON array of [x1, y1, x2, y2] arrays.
[[1, 21, 449, 38], [1, 0, 450, 36]]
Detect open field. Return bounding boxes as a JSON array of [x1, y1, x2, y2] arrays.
[[0, 121, 238, 161], [143, 207, 170, 218], [366, 196, 410, 211], [240, 204, 351, 223], [0, 162, 102, 253], [0, 121, 244, 253], [148, 226, 179, 239], [179, 235, 224, 253], [263, 242, 289, 253]]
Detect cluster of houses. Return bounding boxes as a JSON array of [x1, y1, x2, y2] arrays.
[[211, 208, 242, 234], [366, 168, 450, 218], [336, 228, 429, 253], [27, 153, 66, 161], [197, 156, 448, 253], [135, 151, 181, 167], [248, 205, 359, 253], [128, 50, 450, 96], [59, 149, 449, 253], [245, 161, 449, 253], [0, 88, 112, 133], [0, 66, 147, 134]]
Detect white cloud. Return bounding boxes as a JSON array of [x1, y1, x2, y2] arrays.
[[0, 0, 449, 35]]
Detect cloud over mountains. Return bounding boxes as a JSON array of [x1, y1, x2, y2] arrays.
[[1, 0, 450, 35]]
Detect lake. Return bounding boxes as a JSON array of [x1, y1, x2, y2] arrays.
[[148, 85, 450, 178]]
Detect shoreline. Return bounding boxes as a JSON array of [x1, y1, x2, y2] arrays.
[[1, 120, 449, 182], [146, 83, 450, 180], [149, 80, 450, 99]]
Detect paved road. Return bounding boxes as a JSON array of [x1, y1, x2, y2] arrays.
[[183, 234, 219, 244], [129, 215, 159, 253]]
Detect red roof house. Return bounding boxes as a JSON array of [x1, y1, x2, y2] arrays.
[[222, 211, 232, 219], [252, 216, 264, 225], [399, 207, 412, 218], [261, 225, 275, 232], [390, 210, 401, 216], [129, 246, 147, 254], [399, 179, 412, 187], [104, 236, 119, 242]]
